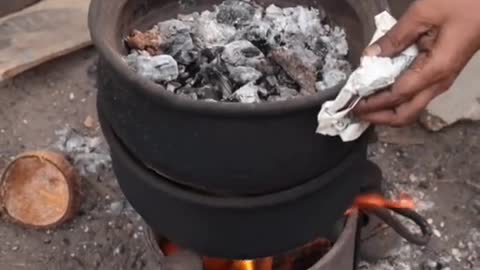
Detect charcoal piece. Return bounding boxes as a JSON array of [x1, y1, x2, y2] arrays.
[[222, 40, 266, 67], [319, 26, 349, 56], [176, 86, 199, 100], [227, 65, 262, 84], [198, 63, 233, 97], [216, 0, 256, 26], [229, 82, 262, 103], [125, 53, 179, 82], [167, 30, 196, 65], [271, 48, 316, 95], [197, 85, 223, 100], [315, 69, 347, 91], [195, 10, 237, 47], [157, 19, 192, 45], [268, 86, 298, 102], [166, 82, 183, 92]]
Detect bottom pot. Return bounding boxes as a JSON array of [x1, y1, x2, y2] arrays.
[[99, 107, 370, 259]]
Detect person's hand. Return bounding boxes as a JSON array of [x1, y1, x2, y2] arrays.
[[353, 0, 480, 127]]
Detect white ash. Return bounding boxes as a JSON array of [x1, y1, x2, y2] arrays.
[[53, 128, 111, 177], [124, 0, 351, 103]]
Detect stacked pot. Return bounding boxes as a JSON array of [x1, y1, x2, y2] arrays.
[[89, 0, 389, 259]]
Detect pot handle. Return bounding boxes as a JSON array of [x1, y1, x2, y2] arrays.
[[368, 207, 432, 246]]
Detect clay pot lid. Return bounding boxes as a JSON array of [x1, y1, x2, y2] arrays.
[[0, 151, 82, 229]]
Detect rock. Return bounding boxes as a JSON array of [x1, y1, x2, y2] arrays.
[[271, 47, 317, 95], [157, 19, 192, 45], [227, 65, 262, 84], [109, 201, 124, 216], [126, 53, 179, 82], [269, 86, 298, 101], [83, 115, 96, 129], [230, 82, 262, 103], [420, 52, 480, 131]]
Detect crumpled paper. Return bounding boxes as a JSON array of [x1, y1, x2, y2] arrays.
[[316, 11, 419, 142]]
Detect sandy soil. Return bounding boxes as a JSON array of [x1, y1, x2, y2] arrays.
[[0, 48, 478, 270]]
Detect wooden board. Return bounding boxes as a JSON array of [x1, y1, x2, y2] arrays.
[[0, 0, 91, 82]]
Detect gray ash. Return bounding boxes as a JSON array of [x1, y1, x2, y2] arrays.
[[124, 0, 351, 103]]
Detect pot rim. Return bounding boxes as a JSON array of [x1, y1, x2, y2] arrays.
[[103, 112, 365, 209], [88, 0, 362, 116]]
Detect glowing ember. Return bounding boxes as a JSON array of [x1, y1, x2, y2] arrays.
[[346, 193, 415, 214]]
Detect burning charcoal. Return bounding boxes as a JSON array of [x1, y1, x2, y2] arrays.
[[271, 48, 317, 95], [215, 0, 256, 27], [315, 69, 347, 91], [222, 40, 266, 67], [230, 82, 262, 103], [227, 65, 262, 84], [126, 29, 163, 56], [126, 52, 179, 82]]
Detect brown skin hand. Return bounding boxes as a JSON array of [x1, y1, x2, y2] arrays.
[[353, 0, 480, 127]]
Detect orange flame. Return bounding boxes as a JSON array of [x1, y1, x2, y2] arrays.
[[346, 193, 415, 214]]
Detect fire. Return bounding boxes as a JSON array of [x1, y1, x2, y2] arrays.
[[158, 193, 411, 270], [346, 193, 415, 214]]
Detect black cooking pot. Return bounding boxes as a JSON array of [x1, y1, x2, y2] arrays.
[[89, 0, 389, 195], [99, 106, 373, 259]]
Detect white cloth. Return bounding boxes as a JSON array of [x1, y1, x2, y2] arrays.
[[316, 11, 419, 142]]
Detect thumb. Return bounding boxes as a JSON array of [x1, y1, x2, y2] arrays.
[[364, 3, 438, 57]]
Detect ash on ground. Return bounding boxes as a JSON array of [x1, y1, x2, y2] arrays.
[[54, 127, 111, 177], [124, 0, 351, 103]]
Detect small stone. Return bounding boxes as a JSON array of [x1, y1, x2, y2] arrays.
[[113, 245, 124, 256], [409, 174, 418, 182], [109, 201, 124, 216], [84, 226, 90, 233], [83, 116, 96, 129], [421, 259, 438, 270], [11, 246, 19, 251], [433, 229, 442, 238], [451, 248, 462, 261], [427, 218, 434, 225], [69, 93, 75, 100]]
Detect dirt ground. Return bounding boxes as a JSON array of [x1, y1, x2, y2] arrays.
[[0, 48, 479, 270]]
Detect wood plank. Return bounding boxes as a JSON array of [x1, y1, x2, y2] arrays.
[[0, 0, 91, 82]]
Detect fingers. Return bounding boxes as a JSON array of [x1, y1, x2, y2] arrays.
[[364, 1, 440, 57], [353, 53, 431, 114], [357, 80, 451, 127]]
